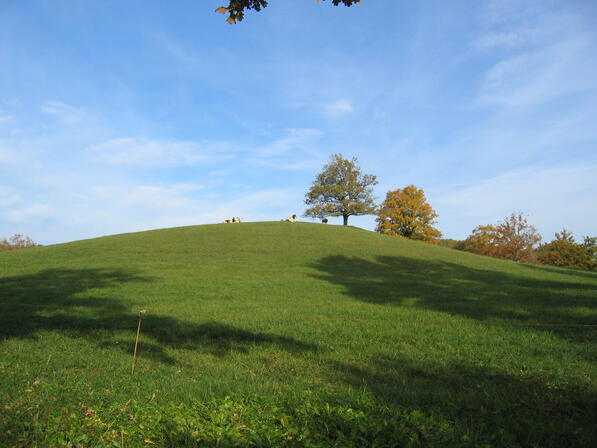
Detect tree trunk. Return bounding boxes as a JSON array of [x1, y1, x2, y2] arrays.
[[343, 215, 349, 226]]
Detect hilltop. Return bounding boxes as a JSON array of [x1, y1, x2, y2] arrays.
[[1, 222, 596, 447]]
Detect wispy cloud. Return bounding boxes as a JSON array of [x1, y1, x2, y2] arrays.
[[89, 138, 235, 167], [479, 0, 553, 27], [433, 164, 597, 239], [0, 115, 14, 124], [78, 183, 302, 241], [0, 186, 22, 207], [255, 128, 323, 157], [475, 1, 597, 108], [0, 143, 25, 166], [478, 35, 597, 107], [40, 101, 90, 125], [322, 99, 353, 118], [6, 203, 54, 223], [91, 183, 205, 210], [474, 10, 577, 51], [246, 128, 325, 170]]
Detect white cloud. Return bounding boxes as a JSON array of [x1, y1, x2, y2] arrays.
[[5, 203, 54, 223], [91, 183, 205, 211], [40, 101, 89, 125], [433, 164, 597, 239], [479, 0, 554, 27], [89, 129, 324, 170], [250, 159, 321, 171], [89, 137, 234, 167], [322, 100, 353, 118], [256, 128, 323, 157], [246, 128, 325, 170], [0, 114, 24, 137], [478, 35, 597, 107], [211, 188, 298, 220], [0, 186, 22, 207], [0, 175, 305, 244], [78, 183, 304, 240], [475, 31, 530, 50], [0, 115, 14, 125], [474, 1, 597, 108], [474, 11, 576, 51], [0, 143, 24, 166]]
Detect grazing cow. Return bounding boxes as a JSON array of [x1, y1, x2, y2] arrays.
[[281, 214, 297, 222], [224, 217, 243, 223], [322, 218, 328, 224]]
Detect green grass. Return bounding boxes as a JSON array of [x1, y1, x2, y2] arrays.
[[0, 222, 595, 447]]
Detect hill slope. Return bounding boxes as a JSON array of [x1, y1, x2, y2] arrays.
[[1, 222, 596, 447]]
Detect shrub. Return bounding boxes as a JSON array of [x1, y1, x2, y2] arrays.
[[537, 230, 596, 271], [0, 234, 40, 251]]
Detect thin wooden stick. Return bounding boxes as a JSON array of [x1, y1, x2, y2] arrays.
[[131, 310, 146, 374]]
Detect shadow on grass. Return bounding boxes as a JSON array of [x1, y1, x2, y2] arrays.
[[521, 262, 597, 279], [311, 255, 597, 342], [0, 268, 317, 364], [330, 353, 597, 447]]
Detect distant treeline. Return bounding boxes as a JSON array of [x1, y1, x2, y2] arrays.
[[440, 216, 596, 271], [0, 234, 40, 251]]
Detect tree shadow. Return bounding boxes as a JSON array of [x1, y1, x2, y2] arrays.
[[0, 269, 317, 365], [521, 262, 597, 279], [331, 354, 596, 447], [311, 255, 597, 342]]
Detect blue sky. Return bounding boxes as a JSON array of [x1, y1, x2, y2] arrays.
[[1, 0, 596, 244]]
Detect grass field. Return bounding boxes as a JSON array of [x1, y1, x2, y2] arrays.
[[0, 222, 596, 447]]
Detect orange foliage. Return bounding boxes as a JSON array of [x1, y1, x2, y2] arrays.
[[0, 234, 39, 251], [461, 214, 541, 262], [375, 185, 442, 244]]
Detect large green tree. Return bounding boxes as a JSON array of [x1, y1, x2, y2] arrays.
[[375, 185, 442, 243], [304, 154, 377, 226], [216, 0, 361, 24]]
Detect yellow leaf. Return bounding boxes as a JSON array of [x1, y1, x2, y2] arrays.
[[226, 17, 236, 24], [215, 7, 228, 14]]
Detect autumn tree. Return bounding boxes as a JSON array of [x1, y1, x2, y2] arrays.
[[458, 225, 501, 257], [216, 0, 361, 24], [536, 230, 597, 271], [460, 213, 541, 262], [0, 234, 40, 251], [375, 185, 442, 243], [304, 154, 377, 226]]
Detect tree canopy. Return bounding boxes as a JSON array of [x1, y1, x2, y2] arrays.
[[216, 0, 361, 24], [536, 230, 596, 271], [375, 185, 442, 244], [460, 213, 541, 262], [304, 154, 377, 226]]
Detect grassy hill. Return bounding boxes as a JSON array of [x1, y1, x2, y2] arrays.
[[1, 222, 596, 447]]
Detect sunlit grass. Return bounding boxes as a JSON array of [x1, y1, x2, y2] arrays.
[[1, 222, 596, 447]]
